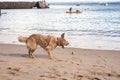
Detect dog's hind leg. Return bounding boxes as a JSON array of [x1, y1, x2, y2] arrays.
[[28, 49, 35, 59], [26, 39, 37, 59]]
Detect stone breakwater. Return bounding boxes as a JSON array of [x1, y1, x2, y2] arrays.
[[0, 1, 49, 9]]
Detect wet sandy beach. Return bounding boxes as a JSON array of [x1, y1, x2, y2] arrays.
[[0, 44, 120, 80]]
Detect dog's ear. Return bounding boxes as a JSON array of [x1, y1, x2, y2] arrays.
[[61, 33, 65, 38]]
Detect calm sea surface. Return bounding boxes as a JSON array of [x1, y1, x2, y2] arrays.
[[0, 2, 120, 50]]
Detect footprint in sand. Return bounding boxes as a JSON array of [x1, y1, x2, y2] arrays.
[[0, 60, 5, 62], [117, 74, 120, 77], [7, 67, 28, 76], [74, 74, 102, 80], [58, 78, 68, 80], [7, 67, 20, 71], [40, 73, 59, 79], [74, 75, 84, 80], [7, 67, 21, 76], [92, 77, 101, 80]]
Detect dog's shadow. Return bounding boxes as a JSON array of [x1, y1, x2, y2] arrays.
[[0, 52, 48, 59]]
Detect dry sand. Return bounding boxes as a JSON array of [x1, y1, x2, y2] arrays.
[[0, 43, 120, 80]]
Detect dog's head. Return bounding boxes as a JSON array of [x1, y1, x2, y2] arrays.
[[57, 33, 69, 48]]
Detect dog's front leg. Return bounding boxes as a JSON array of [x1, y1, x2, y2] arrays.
[[47, 50, 54, 59]]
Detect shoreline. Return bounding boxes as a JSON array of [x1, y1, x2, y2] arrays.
[[0, 43, 120, 80], [0, 42, 120, 51], [0, 33, 120, 51]]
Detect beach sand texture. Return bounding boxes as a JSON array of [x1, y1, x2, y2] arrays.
[[0, 44, 120, 80]]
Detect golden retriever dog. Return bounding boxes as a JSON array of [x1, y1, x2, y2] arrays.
[[18, 33, 69, 59]]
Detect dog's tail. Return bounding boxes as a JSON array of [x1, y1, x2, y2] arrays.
[[18, 36, 28, 43]]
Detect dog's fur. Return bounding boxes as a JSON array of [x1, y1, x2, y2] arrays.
[[18, 33, 69, 59]]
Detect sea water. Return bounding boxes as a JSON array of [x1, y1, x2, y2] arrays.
[[0, 2, 120, 50]]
